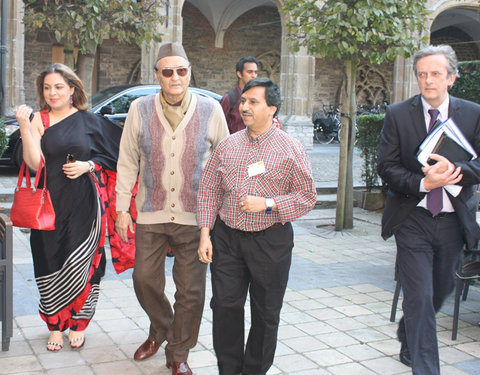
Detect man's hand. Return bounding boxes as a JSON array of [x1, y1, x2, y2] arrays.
[[239, 195, 270, 213], [198, 227, 212, 263], [115, 211, 134, 243], [422, 153, 463, 190]]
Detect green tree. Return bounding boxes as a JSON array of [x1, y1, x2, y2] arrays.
[[282, 0, 429, 230], [449, 61, 480, 104], [23, 0, 165, 101]]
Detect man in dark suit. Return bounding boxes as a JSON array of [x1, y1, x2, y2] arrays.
[[377, 44, 480, 375]]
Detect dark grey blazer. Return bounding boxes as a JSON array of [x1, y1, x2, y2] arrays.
[[377, 95, 480, 249]]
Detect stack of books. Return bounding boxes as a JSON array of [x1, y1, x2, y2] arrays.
[[416, 118, 477, 196]]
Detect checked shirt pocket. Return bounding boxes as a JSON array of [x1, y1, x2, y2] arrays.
[[222, 165, 243, 192], [254, 169, 284, 196]]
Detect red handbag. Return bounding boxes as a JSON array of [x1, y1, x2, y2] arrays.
[[10, 158, 56, 230]]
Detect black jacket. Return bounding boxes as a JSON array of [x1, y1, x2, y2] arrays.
[[377, 95, 480, 249]]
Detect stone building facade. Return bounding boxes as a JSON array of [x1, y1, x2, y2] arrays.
[[2, 0, 480, 148]]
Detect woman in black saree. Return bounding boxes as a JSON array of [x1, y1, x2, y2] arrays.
[[15, 63, 122, 351]]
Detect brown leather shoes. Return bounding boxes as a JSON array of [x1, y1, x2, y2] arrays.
[[133, 339, 161, 361], [167, 361, 192, 375]]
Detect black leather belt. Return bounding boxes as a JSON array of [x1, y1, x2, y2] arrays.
[[416, 207, 455, 218]]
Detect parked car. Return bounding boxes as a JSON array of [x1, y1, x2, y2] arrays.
[[0, 85, 222, 167]]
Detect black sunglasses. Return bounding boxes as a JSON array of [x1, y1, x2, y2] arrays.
[[159, 67, 189, 78]]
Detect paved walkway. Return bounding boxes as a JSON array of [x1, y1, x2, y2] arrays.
[[0, 144, 478, 375]]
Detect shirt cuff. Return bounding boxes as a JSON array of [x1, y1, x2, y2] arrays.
[[420, 178, 429, 192]]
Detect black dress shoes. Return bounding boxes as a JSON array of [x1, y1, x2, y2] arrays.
[[133, 339, 161, 361], [399, 342, 412, 367]]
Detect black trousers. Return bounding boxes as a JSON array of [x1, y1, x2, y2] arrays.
[[394, 208, 463, 375], [210, 218, 294, 375]]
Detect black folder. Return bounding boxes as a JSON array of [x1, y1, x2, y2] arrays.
[[427, 132, 474, 165]]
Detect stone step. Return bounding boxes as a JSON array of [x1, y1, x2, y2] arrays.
[[315, 193, 337, 209], [0, 187, 14, 202], [0, 201, 12, 215]]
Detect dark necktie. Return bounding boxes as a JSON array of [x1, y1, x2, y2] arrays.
[[426, 109, 442, 216]]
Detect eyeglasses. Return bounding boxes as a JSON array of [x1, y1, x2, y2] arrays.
[[159, 66, 189, 78]]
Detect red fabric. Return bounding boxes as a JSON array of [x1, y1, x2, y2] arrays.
[[102, 170, 137, 273], [40, 110, 50, 129], [273, 117, 282, 130]]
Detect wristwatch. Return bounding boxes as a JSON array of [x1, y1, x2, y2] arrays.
[[265, 197, 274, 214], [87, 160, 95, 173]]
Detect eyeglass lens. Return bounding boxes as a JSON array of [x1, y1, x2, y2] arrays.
[[161, 67, 189, 78]]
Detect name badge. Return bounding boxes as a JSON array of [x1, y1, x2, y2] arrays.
[[248, 161, 266, 177]]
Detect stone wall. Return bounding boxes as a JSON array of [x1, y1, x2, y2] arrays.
[[312, 57, 394, 118], [21, 4, 393, 123], [24, 34, 54, 108], [182, 3, 282, 95], [23, 35, 140, 108], [96, 40, 142, 89]]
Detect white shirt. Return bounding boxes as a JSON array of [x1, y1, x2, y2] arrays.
[[418, 95, 454, 212]]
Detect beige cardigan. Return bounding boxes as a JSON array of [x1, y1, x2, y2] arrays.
[[116, 91, 229, 225]]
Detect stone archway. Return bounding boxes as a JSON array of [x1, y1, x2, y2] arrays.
[[391, 1, 480, 103], [430, 6, 480, 61]]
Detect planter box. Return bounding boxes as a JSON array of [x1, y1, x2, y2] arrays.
[[353, 188, 385, 211]]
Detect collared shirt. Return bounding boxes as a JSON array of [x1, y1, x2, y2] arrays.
[[197, 125, 317, 232], [418, 95, 454, 212]]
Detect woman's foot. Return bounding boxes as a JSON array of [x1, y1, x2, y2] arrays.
[[68, 330, 85, 349], [46, 331, 63, 352]]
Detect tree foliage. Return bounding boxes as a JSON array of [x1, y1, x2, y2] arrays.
[[449, 61, 480, 105], [282, 0, 429, 64], [356, 114, 385, 191], [282, 0, 429, 230], [23, 0, 165, 54]]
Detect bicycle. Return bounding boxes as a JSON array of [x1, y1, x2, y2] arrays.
[[312, 105, 340, 144], [337, 103, 387, 145]]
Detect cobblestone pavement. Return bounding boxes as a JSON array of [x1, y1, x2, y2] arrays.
[[0, 144, 478, 375]]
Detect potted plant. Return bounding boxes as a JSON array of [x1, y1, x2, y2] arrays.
[[354, 114, 386, 210]]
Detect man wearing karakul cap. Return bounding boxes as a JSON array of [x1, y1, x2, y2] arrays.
[[115, 42, 229, 375]]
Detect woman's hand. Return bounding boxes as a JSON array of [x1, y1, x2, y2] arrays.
[[15, 104, 33, 131], [62, 161, 90, 179]]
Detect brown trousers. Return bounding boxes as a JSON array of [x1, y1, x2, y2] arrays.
[[133, 223, 207, 363]]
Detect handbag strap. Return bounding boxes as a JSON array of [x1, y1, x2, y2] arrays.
[[16, 157, 46, 191], [16, 111, 49, 190], [40, 110, 50, 129], [33, 157, 47, 190]]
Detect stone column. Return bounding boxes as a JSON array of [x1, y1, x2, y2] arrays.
[[391, 55, 419, 103], [278, 38, 315, 149], [140, 0, 184, 84], [4, 0, 25, 115]]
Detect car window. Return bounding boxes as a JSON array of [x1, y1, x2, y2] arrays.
[[92, 86, 129, 107], [106, 88, 159, 115]]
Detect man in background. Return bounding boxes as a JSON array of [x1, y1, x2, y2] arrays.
[[221, 56, 258, 134]]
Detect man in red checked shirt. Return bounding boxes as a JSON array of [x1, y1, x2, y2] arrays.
[[197, 78, 317, 375]]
